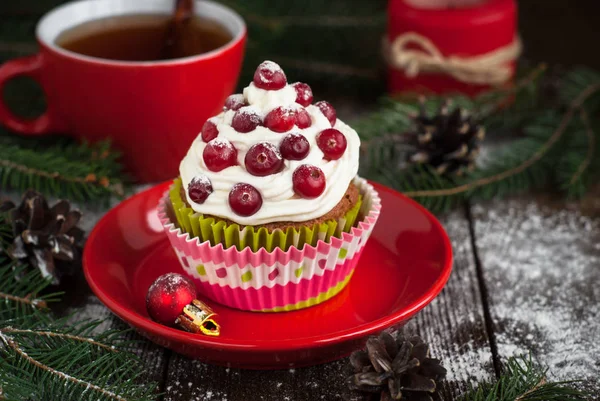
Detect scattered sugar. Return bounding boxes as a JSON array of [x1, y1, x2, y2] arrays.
[[224, 94, 245, 111], [257, 60, 285, 83], [207, 138, 233, 149], [473, 201, 600, 385], [291, 82, 312, 100], [190, 175, 211, 187], [236, 105, 260, 117], [148, 273, 190, 295], [249, 142, 283, 161]]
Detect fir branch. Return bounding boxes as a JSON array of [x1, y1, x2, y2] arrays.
[[402, 82, 600, 199], [0, 219, 157, 401], [0, 328, 117, 353], [459, 355, 588, 401], [0, 292, 47, 310], [0, 256, 60, 323], [0, 332, 129, 401], [568, 110, 595, 186], [0, 135, 126, 204]]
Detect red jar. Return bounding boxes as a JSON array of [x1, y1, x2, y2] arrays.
[[387, 0, 517, 96]]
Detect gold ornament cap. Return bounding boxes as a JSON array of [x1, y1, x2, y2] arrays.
[[175, 299, 220, 336]]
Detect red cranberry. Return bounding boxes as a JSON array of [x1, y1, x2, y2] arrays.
[[244, 142, 283, 176], [224, 94, 245, 111], [253, 61, 287, 90], [316, 128, 347, 160], [280, 133, 310, 160], [315, 101, 337, 126], [203, 139, 237, 172], [146, 273, 196, 326], [201, 120, 219, 143], [294, 107, 312, 129], [187, 175, 213, 204], [264, 106, 295, 133], [232, 107, 262, 133], [292, 165, 326, 198], [292, 82, 313, 107], [229, 183, 262, 216]]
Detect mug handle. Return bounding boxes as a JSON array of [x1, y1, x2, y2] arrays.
[[0, 54, 62, 135]]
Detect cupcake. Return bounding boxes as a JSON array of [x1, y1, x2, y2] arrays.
[[159, 61, 381, 312]]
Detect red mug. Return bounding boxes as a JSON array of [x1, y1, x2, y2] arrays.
[[0, 0, 246, 183]]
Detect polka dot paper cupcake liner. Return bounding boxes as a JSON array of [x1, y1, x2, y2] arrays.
[[158, 177, 381, 312]]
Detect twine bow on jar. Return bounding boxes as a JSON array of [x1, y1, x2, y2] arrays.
[[385, 32, 522, 86]]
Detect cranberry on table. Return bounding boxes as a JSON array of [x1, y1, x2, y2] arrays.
[[280, 133, 310, 160], [292, 82, 313, 107], [232, 107, 262, 133], [245, 142, 283, 176], [316, 128, 347, 160], [253, 61, 287, 90], [294, 107, 312, 129], [203, 139, 237, 172], [315, 101, 337, 126], [293, 165, 326, 198], [201, 120, 219, 143], [188, 175, 213, 204], [146, 273, 196, 326], [264, 106, 295, 133], [224, 94, 245, 111], [229, 183, 263, 216]]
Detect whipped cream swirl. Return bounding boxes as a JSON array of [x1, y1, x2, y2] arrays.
[[179, 82, 360, 225]]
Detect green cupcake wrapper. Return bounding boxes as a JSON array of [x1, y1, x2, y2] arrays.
[[169, 178, 362, 252]]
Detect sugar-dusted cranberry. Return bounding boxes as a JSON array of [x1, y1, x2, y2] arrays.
[[315, 101, 337, 126], [264, 106, 295, 133], [187, 175, 213, 204], [201, 119, 219, 143], [253, 61, 287, 90], [203, 138, 237, 172], [224, 94, 245, 111], [316, 128, 347, 160], [292, 82, 313, 107], [294, 107, 312, 129], [229, 183, 262, 216], [280, 133, 310, 160], [244, 142, 283, 176], [292, 165, 326, 198], [232, 106, 262, 133]]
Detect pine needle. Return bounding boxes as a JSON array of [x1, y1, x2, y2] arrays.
[[460, 355, 588, 401], [0, 219, 157, 401], [0, 133, 126, 204]]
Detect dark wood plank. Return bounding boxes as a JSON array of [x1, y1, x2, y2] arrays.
[[162, 209, 494, 401], [471, 197, 600, 395]]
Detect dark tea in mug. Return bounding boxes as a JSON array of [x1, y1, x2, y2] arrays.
[[55, 14, 232, 61]]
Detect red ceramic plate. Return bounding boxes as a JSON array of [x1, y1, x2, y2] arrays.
[[83, 181, 452, 369]]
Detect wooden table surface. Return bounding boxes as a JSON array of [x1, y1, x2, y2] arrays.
[[1, 1, 599, 400]]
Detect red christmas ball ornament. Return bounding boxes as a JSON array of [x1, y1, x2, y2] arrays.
[[146, 273, 221, 336], [146, 273, 196, 326]]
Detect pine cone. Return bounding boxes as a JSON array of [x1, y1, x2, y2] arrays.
[[0, 199, 15, 212], [347, 332, 446, 401], [407, 99, 484, 176], [5, 190, 84, 285]]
